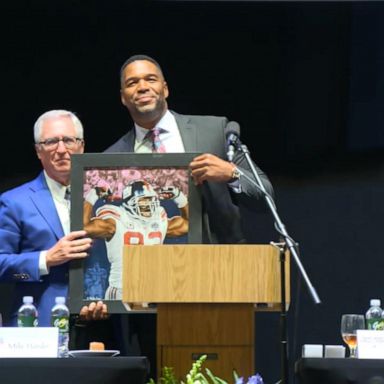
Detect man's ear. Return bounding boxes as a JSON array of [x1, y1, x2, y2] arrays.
[[35, 144, 42, 160], [164, 81, 169, 99], [120, 90, 127, 106]]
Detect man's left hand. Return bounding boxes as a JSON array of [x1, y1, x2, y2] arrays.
[[189, 153, 235, 185]]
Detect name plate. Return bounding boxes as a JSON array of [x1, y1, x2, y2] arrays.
[[357, 329, 384, 359], [0, 327, 58, 357]]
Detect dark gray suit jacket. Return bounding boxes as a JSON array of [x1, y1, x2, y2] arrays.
[[105, 111, 273, 244]]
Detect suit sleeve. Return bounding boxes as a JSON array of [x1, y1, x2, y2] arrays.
[[0, 195, 41, 282], [228, 120, 274, 204]]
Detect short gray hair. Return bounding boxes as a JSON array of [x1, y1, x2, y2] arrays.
[[33, 110, 84, 143]]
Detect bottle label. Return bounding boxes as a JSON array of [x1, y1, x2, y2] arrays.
[[51, 316, 69, 333], [366, 318, 384, 330], [17, 315, 38, 327]]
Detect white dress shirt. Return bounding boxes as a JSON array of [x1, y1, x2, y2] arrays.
[[134, 110, 185, 153]]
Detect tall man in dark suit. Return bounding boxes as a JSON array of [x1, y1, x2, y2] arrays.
[[106, 54, 273, 243], [99, 54, 274, 378]]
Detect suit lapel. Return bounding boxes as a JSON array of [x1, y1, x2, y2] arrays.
[[172, 112, 198, 152], [124, 130, 136, 152], [29, 173, 65, 240]]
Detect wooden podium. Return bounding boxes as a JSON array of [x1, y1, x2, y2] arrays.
[[122, 244, 290, 382]]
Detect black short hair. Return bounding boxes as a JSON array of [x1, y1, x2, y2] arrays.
[[119, 54, 164, 83]]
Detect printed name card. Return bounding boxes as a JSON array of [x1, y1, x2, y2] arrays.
[[0, 327, 58, 357], [357, 329, 384, 359]]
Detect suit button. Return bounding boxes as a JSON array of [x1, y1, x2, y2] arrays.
[[13, 273, 29, 280]]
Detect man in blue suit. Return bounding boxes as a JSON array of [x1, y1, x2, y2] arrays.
[[0, 109, 107, 327]]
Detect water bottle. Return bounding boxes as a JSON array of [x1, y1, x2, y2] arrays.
[[17, 296, 38, 327], [365, 299, 384, 330], [51, 296, 70, 358]]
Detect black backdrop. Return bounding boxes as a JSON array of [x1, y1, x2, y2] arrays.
[[1, 1, 384, 383]]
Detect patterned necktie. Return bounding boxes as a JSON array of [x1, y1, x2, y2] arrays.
[[64, 187, 71, 210], [145, 127, 167, 153]]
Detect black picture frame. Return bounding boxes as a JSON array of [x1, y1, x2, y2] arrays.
[[69, 153, 202, 313]]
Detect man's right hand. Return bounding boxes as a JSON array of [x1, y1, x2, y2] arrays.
[[79, 300, 109, 321], [46, 230, 92, 268]]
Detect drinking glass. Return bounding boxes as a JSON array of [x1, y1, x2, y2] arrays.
[[340, 314, 365, 357]]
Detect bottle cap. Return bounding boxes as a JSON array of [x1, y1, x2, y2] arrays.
[[370, 299, 381, 307], [22, 296, 33, 304], [55, 296, 66, 305]]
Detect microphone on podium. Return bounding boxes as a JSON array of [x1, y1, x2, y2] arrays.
[[225, 121, 241, 162]]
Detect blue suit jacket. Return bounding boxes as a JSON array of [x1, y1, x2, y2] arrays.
[[0, 172, 68, 326]]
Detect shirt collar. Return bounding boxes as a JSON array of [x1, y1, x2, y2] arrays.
[[134, 110, 178, 143], [43, 171, 68, 200]]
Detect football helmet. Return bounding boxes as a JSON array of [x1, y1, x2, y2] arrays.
[[122, 180, 160, 220]]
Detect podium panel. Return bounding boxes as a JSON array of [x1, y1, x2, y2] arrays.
[[123, 244, 290, 307], [157, 303, 254, 382], [162, 346, 254, 382], [123, 244, 290, 381]]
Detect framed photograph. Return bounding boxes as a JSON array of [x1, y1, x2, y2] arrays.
[[69, 153, 202, 313]]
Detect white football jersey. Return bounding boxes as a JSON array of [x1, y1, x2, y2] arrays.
[[93, 203, 168, 296]]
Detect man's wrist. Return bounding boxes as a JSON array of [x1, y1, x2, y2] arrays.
[[228, 165, 241, 183]]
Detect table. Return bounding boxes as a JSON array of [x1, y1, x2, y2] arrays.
[[0, 357, 149, 384], [295, 357, 384, 384]]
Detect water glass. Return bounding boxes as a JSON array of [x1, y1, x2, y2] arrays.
[[340, 314, 365, 357]]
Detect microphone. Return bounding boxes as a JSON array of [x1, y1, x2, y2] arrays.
[[225, 121, 241, 162]]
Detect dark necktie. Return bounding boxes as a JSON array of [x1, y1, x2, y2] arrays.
[[145, 128, 167, 153], [64, 187, 71, 210]]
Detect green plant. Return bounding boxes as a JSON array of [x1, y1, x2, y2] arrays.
[[147, 366, 178, 384], [147, 355, 264, 384]]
